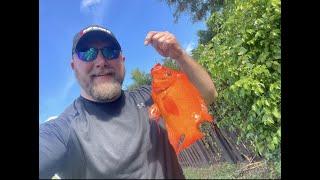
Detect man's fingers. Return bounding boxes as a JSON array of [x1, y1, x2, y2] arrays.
[[144, 31, 158, 45], [157, 35, 168, 44], [150, 33, 167, 48], [144, 31, 170, 46], [152, 32, 166, 41], [157, 36, 169, 51]]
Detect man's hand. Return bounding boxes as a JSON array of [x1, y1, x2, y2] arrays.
[[144, 31, 185, 61]]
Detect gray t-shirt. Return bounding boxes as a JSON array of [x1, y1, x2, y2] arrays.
[[39, 86, 185, 179]]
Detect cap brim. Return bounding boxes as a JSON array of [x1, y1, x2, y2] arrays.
[[75, 31, 121, 51]]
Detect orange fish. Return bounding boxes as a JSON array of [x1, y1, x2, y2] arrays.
[[149, 63, 214, 154]]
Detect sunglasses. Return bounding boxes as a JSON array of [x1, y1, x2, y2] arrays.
[[75, 46, 121, 62]]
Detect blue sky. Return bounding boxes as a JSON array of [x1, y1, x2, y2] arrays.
[[40, 0, 206, 123]]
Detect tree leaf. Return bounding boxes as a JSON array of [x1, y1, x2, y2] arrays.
[[268, 143, 275, 151], [238, 47, 247, 55], [272, 108, 281, 119]]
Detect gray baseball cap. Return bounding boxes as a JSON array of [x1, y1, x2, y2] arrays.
[[72, 25, 121, 54]]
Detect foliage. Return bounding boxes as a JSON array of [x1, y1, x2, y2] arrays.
[[126, 68, 152, 90], [126, 58, 180, 90], [194, 0, 281, 163], [160, 0, 224, 23], [162, 57, 181, 70]]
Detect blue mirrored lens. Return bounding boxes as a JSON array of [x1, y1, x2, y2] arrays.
[[77, 48, 98, 62], [101, 48, 120, 60]]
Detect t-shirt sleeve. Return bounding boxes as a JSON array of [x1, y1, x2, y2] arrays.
[[39, 117, 71, 178]]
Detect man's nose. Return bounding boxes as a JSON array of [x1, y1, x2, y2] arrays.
[[95, 51, 110, 68]]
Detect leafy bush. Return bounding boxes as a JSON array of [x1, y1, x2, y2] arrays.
[[194, 0, 281, 165]]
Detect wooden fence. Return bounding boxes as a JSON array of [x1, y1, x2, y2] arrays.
[[177, 122, 259, 167]]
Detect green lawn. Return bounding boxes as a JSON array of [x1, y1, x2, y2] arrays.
[[182, 161, 280, 179], [51, 161, 280, 179]]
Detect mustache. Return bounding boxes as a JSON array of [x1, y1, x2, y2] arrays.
[[90, 68, 116, 76]]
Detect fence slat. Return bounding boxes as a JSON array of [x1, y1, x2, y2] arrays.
[[177, 124, 256, 167]]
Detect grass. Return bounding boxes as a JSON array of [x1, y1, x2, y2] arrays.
[[51, 161, 280, 179], [182, 160, 280, 179]]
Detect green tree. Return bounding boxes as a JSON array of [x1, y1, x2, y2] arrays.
[[126, 58, 182, 90], [162, 57, 180, 70], [126, 68, 152, 90], [195, 7, 224, 46], [160, 0, 224, 23], [194, 0, 281, 168]]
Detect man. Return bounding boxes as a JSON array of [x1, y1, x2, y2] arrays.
[[39, 25, 218, 179]]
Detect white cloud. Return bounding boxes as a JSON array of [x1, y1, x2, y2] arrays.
[[45, 116, 58, 122], [81, 0, 102, 9], [80, 0, 109, 25], [60, 74, 77, 101], [185, 41, 195, 55]]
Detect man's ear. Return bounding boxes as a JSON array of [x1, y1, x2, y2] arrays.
[[71, 59, 75, 70], [122, 55, 125, 62]]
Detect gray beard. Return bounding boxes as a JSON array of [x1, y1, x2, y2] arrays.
[[89, 78, 122, 102], [75, 69, 124, 102]]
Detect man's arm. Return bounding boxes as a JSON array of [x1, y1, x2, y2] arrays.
[[39, 119, 69, 178], [144, 31, 218, 105]]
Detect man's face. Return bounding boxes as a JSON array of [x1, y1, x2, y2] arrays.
[[71, 40, 125, 102]]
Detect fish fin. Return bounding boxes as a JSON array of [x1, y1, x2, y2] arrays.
[[204, 111, 213, 120], [175, 134, 186, 155], [166, 122, 181, 154], [163, 96, 179, 116], [149, 104, 161, 122], [200, 112, 213, 124], [199, 101, 213, 124], [179, 130, 203, 152]]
